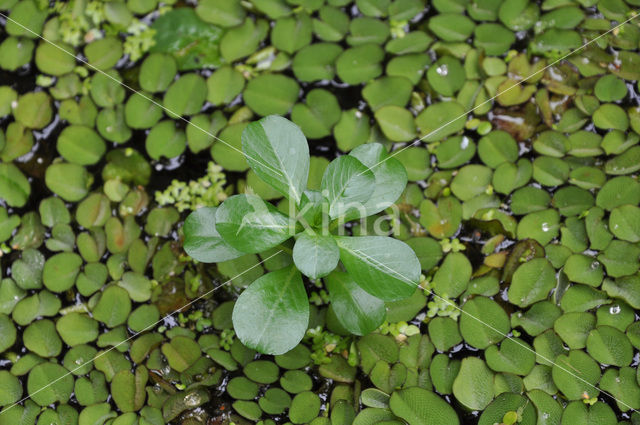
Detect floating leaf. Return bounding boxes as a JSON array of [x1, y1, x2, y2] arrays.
[[459, 296, 509, 349], [452, 357, 494, 410], [150, 8, 223, 70], [0, 163, 30, 207], [27, 362, 74, 406], [389, 387, 460, 425], [243, 74, 300, 116]]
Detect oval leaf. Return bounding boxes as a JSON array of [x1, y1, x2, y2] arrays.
[[349, 143, 408, 218], [232, 266, 309, 355], [292, 232, 339, 279], [325, 271, 386, 336], [389, 387, 460, 425], [321, 155, 375, 220], [335, 236, 420, 301], [215, 194, 295, 253], [183, 207, 244, 262], [242, 115, 309, 204]]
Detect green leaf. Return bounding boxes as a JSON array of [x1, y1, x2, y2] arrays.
[[508, 258, 556, 307], [609, 204, 640, 242], [161, 336, 201, 372], [227, 376, 259, 400], [560, 401, 616, 425], [336, 44, 385, 85], [599, 367, 640, 412], [206, 66, 245, 106], [220, 18, 269, 63], [0, 313, 16, 353], [335, 236, 420, 301], [292, 232, 339, 279], [276, 345, 311, 376], [275, 345, 310, 369], [56, 125, 106, 165], [349, 143, 408, 217], [196, 0, 246, 27], [216, 194, 295, 253], [374, 106, 417, 142], [459, 296, 509, 349], [24, 319, 61, 358], [42, 252, 83, 293], [139, 53, 177, 93], [92, 286, 132, 328], [389, 387, 460, 425], [432, 252, 471, 298], [291, 89, 341, 139], [271, 13, 313, 54], [551, 350, 600, 400], [244, 360, 280, 384], [428, 13, 475, 41], [325, 270, 386, 335], [243, 74, 300, 116], [452, 357, 494, 410], [110, 367, 147, 413], [321, 156, 375, 220], [56, 313, 99, 346], [162, 74, 207, 118], [242, 116, 310, 204], [232, 266, 309, 355], [149, 8, 223, 70], [586, 325, 633, 367], [478, 393, 537, 425], [289, 391, 322, 424], [0, 163, 30, 207], [27, 362, 74, 406], [45, 162, 92, 202], [78, 403, 116, 425], [14, 91, 52, 129], [183, 207, 244, 263], [0, 370, 22, 406], [485, 337, 535, 376]]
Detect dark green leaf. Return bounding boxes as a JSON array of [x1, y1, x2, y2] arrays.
[[335, 236, 420, 301], [325, 270, 386, 335]]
